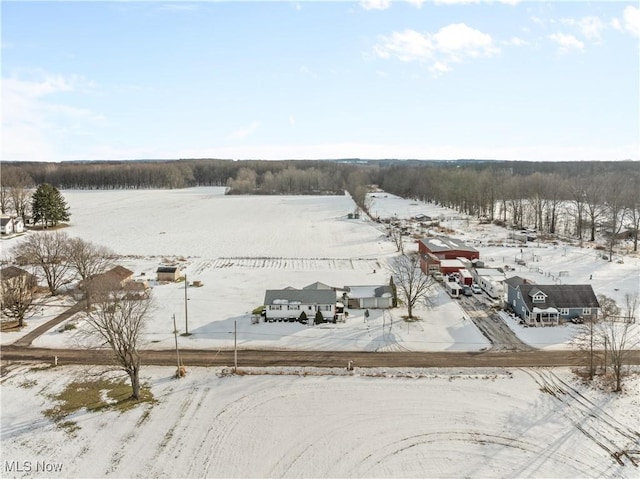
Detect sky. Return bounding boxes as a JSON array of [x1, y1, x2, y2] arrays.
[[1, 1, 639, 163]]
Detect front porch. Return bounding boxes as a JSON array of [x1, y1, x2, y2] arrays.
[[526, 307, 559, 327]]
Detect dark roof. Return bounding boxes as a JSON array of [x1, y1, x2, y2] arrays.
[[264, 289, 336, 306], [518, 284, 599, 311], [0, 217, 11, 226], [504, 276, 533, 288], [303, 282, 335, 290], [419, 236, 478, 254], [157, 266, 178, 273]]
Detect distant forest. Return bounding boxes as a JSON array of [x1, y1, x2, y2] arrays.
[[2, 159, 639, 250]]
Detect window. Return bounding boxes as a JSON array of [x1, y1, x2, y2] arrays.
[[287, 305, 300, 311], [517, 291, 520, 299], [582, 308, 591, 315], [317, 305, 332, 311], [532, 294, 545, 303], [270, 305, 282, 311], [560, 308, 569, 315]]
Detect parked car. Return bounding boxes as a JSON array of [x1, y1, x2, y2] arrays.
[[462, 286, 473, 296], [471, 283, 481, 294]]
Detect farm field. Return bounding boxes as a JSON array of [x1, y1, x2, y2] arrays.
[[2, 187, 640, 479], [1, 364, 639, 478]]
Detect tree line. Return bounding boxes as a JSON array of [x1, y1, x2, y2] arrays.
[[3, 159, 639, 253]]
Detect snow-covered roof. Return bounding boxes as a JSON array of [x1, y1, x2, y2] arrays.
[[344, 285, 393, 299], [420, 236, 478, 254], [264, 289, 337, 306]]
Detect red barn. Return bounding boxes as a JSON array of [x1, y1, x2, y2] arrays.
[[418, 236, 479, 274]]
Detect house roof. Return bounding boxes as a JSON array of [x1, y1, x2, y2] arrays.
[[303, 282, 335, 290], [344, 285, 392, 299], [504, 276, 531, 288], [0, 217, 11, 226], [1, 266, 35, 282], [419, 236, 478, 254], [264, 289, 336, 305], [106, 266, 134, 282], [518, 284, 599, 311], [157, 266, 179, 273]]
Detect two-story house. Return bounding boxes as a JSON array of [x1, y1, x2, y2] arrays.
[[505, 276, 599, 326]]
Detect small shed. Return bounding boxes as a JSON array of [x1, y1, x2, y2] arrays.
[[156, 266, 182, 282]]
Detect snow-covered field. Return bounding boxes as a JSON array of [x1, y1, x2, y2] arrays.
[[3, 187, 640, 478], [2, 186, 638, 352], [2, 364, 639, 478]]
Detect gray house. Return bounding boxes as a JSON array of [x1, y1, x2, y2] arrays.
[[264, 288, 337, 322], [505, 276, 599, 327]]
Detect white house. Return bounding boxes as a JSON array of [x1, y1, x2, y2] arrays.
[[264, 288, 337, 323], [0, 215, 24, 235]]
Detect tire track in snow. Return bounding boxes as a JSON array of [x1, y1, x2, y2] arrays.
[[143, 382, 212, 477], [354, 431, 594, 478], [523, 368, 640, 467]]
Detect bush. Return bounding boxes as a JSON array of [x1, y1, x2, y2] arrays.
[[315, 310, 324, 325], [298, 311, 308, 324]]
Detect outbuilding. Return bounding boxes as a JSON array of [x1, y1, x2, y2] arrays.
[[156, 266, 182, 282]]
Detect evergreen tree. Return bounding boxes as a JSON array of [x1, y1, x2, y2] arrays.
[[389, 276, 398, 308], [31, 183, 70, 228], [314, 310, 324, 325]]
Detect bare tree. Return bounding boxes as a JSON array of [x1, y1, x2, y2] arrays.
[[66, 237, 114, 305], [83, 290, 152, 400], [572, 312, 602, 380], [387, 225, 404, 253], [599, 294, 638, 392], [0, 269, 38, 327], [388, 253, 435, 319], [602, 174, 629, 262], [12, 231, 72, 295]]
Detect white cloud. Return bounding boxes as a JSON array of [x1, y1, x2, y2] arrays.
[[230, 121, 260, 140], [623, 5, 640, 37], [405, 0, 426, 7], [561, 16, 605, 41], [360, 0, 391, 11], [504, 36, 528, 47], [548, 32, 584, 53], [374, 23, 499, 74], [2, 73, 102, 161], [610, 18, 622, 31]]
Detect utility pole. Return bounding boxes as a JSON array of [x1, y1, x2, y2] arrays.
[[234, 319, 238, 373], [184, 273, 189, 335], [173, 314, 182, 377]]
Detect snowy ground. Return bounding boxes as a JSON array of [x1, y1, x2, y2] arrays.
[[1, 364, 639, 478], [1, 187, 638, 352], [3, 187, 640, 479]]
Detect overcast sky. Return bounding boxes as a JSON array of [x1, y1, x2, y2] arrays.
[[2, 1, 639, 163]]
